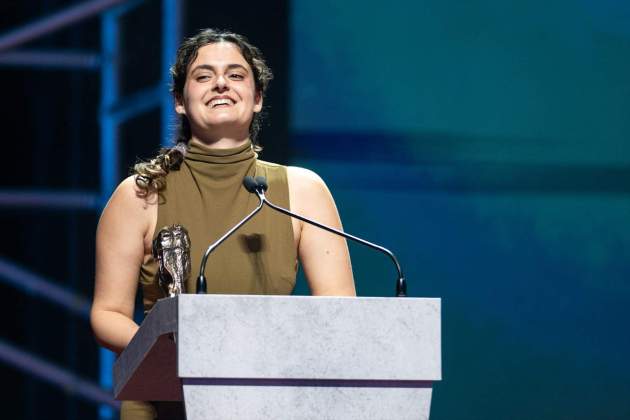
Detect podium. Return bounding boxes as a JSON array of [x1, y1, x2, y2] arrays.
[[114, 294, 441, 419]]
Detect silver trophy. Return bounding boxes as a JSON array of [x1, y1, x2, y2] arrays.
[[152, 224, 191, 297]]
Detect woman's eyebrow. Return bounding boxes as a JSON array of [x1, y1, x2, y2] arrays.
[[190, 64, 214, 74], [190, 63, 248, 74], [226, 64, 248, 72]]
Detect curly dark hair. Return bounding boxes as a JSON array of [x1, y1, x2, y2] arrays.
[[133, 28, 273, 197]]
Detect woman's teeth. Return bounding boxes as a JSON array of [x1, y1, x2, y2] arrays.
[[210, 98, 232, 107]]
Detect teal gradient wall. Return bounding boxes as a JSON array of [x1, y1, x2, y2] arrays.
[[290, 1, 630, 418]]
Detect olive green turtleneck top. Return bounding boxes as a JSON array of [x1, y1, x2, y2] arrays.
[[126, 141, 296, 419], [138, 140, 297, 312]]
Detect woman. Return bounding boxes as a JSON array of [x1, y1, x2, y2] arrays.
[[91, 29, 355, 419]]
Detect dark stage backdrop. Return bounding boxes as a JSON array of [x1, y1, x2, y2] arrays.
[[289, 1, 630, 419], [0, 0, 288, 418]]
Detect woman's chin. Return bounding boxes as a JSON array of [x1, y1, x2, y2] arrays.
[[194, 123, 251, 142], [205, 116, 249, 129]]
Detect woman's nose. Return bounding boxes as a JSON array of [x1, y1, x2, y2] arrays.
[[214, 74, 229, 91]]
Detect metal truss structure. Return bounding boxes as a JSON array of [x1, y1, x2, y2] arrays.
[[0, 0, 181, 418]]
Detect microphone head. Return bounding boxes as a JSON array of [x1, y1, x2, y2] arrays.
[[254, 176, 269, 192], [243, 176, 258, 193]]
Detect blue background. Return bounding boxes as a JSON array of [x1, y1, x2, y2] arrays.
[[290, 1, 630, 418]]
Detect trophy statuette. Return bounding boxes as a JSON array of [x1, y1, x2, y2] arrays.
[[152, 224, 191, 297]]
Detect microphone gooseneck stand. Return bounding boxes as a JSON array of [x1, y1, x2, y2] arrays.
[[195, 178, 265, 293], [244, 176, 407, 297]]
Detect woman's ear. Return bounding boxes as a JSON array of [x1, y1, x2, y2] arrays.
[[174, 93, 186, 115], [253, 91, 263, 113]]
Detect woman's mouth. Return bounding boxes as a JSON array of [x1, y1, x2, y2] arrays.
[[209, 97, 234, 108]]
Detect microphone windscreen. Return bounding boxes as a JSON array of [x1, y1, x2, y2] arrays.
[[255, 176, 269, 192], [243, 176, 258, 193]]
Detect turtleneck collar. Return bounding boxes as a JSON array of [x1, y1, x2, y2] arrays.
[[185, 139, 256, 164], [182, 139, 257, 184]]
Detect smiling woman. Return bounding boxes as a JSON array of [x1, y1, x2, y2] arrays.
[[90, 28, 355, 420], [177, 44, 263, 143]]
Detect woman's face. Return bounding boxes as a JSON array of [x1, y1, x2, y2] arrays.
[[176, 42, 262, 141]]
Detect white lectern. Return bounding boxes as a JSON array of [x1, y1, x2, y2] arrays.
[[114, 294, 441, 419]]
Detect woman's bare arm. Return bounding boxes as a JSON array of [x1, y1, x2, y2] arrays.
[[91, 176, 156, 354], [287, 167, 356, 296]]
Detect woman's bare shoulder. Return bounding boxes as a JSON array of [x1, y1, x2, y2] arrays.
[[98, 175, 158, 240], [286, 166, 327, 194], [286, 166, 336, 215], [106, 175, 159, 210]]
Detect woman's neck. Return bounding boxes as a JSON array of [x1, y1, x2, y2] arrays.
[[189, 135, 250, 150], [190, 130, 249, 149]]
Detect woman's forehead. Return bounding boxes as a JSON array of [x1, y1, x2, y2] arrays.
[[190, 42, 249, 70]]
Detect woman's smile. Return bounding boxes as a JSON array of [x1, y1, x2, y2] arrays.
[[208, 96, 235, 108]]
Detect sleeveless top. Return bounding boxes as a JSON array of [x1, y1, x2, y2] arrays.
[[122, 140, 297, 420], [139, 140, 297, 310]]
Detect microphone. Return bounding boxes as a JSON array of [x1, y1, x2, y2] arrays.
[[243, 175, 260, 193], [195, 177, 265, 293], [255, 176, 268, 192], [243, 176, 407, 297]]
